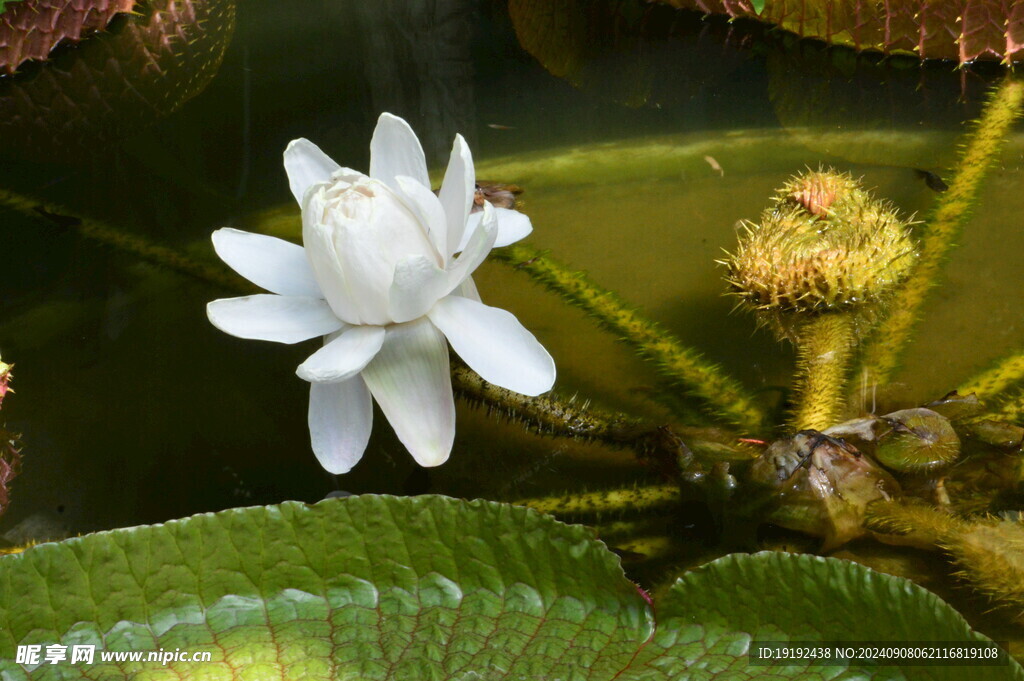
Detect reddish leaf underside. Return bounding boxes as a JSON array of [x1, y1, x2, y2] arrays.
[[0, 0, 136, 74], [661, 0, 1024, 63]]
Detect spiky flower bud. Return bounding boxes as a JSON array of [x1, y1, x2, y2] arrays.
[[0, 360, 10, 410], [725, 169, 917, 315], [782, 169, 861, 217], [723, 169, 919, 431]]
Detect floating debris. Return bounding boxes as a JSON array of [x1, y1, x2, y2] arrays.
[[725, 169, 917, 315], [914, 168, 949, 193], [704, 155, 724, 176], [750, 431, 900, 550]]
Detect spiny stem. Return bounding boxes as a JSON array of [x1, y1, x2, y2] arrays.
[[451, 362, 649, 444], [958, 353, 1024, 403], [790, 314, 856, 431], [453, 362, 757, 475], [451, 362, 690, 475], [857, 77, 1024, 387], [511, 483, 679, 516], [0, 189, 248, 293], [491, 243, 767, 434], [865, 499, 960, 550], [867, 500, 1024, 623]]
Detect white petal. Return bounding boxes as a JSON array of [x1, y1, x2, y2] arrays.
[[301, 188, 365, 325], [492, 207, 534, 247], [361, 318, 455, 467], [317, 187, 438, 326], [284, 139, 342, 205], [389, 255, 449, 323], [459, 207, 534, 252], [428, 296, 555, 396], [438, 134, 474, 258], [369, 113, 429, 192], [453, 275, 482, 302], [395, 175, 448, 259], [296, 325, 386, 383], [308, 376, 373, 474], [207, 295, 343, 344], [444, 202, 498, 293], [212, 228, 322, 298]]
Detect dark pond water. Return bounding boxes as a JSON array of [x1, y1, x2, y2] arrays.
[[0, 5, 1022, 642]]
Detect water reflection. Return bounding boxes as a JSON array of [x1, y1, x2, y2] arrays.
[[342, 0, 479, 164], [508, 0, 1003, 130]]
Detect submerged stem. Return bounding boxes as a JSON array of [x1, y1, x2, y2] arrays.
[[0, 189, 247, 293], [978, 388, 1024, 425], [452, 362, 646, 443], [958, 352, 1024, 403], [790, 314, 856, 431], [511, 483, 679, 516], [451, 362, 695, 475], [857, 76, 1024, 387], [868, 499, 1024, 623], [491, 243, 767, 434]]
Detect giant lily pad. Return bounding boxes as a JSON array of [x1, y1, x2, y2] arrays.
[[655, 0, 1024, 63], [0, 0, 132, 74], [0, 495, 1018, 679], [0, 0, 236, 160]]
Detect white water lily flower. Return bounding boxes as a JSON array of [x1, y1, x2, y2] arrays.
[[207, 113, 555, 473]]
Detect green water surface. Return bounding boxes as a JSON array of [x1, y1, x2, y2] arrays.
[[0, 0, 1022, 653]]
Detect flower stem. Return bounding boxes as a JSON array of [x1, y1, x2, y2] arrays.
[[867, 499, 1024, 623], [451, 362, 692, 475], [856, 76, 1024, 387], [490, 243, 767, 434], [452, 362, 648, 443], [0, 189, 248, 293], [790, 314, 856, 431], [864, 499, 961, 550]]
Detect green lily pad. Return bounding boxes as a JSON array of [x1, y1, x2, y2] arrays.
[[876, 408, 962, 472], [641, 551, 1020, 678], [0, 495, 1018, 679]]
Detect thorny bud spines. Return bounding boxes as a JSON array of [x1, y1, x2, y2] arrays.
[[724, 169, 918, 317]]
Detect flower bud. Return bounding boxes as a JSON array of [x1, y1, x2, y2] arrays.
[[725, 169, 917, 316], [303, 175, 440, 326], [0, 360, 10, 410]]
